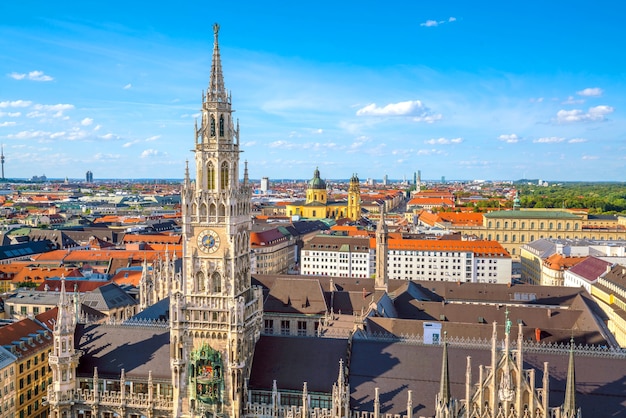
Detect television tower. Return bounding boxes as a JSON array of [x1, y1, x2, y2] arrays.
[[1, 144, 5, 180]]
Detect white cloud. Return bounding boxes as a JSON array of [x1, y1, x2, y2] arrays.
[[269, 140, 297, 150], [124, 83, 132, 90], [555, 105, 614, 123], [81, 118, 93, 126], [7, 130, 51, 140], [424, 137, 463, 145], [420, 17, 457, 27], [568, 138, 587, 143], [101, 133, 121, 140], [498, 134, 520, 143], [141, 149, 163, 158], [534, 136, 565, 143], [0, 121, 16, 127], [31, 103, 74, 118], [529, 97, 544, 103], [8, 70, 53, 81], [561, 96, 584, 105], [416, 149, 445, 156], [582, 155, 599, 160], [0, 111, 21, 117], [356, 100, 442, 123], [577, 87, 603, 97], [145, 135, 160, 142], [93, 153, 122, 161], [0, 100, 32, 108], [242, 141, 257, 147]]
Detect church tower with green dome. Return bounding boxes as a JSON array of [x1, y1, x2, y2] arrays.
[[305, 166, 328, 204]]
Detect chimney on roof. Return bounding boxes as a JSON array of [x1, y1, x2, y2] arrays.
[[547, 309, 552, 318]]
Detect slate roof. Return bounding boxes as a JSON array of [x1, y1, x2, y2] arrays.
[[262, 277, 328, 315], [248, 335, 348, 393], [76, 323, 171, 381], [348, 338, 626, 417], [81, 282, 137, 311]]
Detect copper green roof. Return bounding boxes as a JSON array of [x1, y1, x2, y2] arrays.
[[484, 210, 581, 219], [308, 167, 326, 190]]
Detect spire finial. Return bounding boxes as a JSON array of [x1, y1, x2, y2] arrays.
[[439, 331, 451, 404], [563, 337, 577, 415], [208, 22, 226, 102]]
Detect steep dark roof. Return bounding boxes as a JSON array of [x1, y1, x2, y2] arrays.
[[348, 338, 626, 417], [249, 336, 347, 393], [76, 323, 170, 381]]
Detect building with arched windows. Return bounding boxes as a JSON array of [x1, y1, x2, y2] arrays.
[[285, 170, 362, 221]]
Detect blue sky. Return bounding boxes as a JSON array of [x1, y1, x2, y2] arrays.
[[1, 1, 625, 182]]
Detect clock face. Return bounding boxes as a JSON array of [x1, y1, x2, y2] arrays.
[[197, 229, 220, 253]]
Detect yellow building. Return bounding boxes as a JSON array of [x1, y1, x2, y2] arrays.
[[448, 209, 626, 258], [0, 346, 17, 418], [285, 169, 361, 221], [0, 318, 53, 418]]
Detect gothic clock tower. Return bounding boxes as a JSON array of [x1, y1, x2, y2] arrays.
[[171, 23, 263, 418]]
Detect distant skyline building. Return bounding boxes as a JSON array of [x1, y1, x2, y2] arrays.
[[383, 174, 388, 185], [85, 170, 93, 183], [260, 176, 269, 193], [441, 175, 446, 184], [1, 144, 4, 180]]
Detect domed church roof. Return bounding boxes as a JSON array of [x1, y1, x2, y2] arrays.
[[308, 167, 327, 190]]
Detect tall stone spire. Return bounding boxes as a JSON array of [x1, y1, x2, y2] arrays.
[[439, 333, 450, 404], [562, 338, 578, 416], [208, 23, 227, 103], [375, 204, 389, 291]]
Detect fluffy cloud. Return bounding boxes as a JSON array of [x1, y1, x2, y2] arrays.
[[140, 149, 162, 158], [0, 100, 32, 108], [568, 138, 587, 143], [555, 105, 614, 123], [498, 134, 520, 143], [356, 100, 442, 123], [8, 70, 53, 81], [420, 17, 457, 27], [582, 155, 599, 160], [577, 87, 603, 97], [533, 136, 565, 143], [424, 137, 462, 145], [145, 135, 160, 142], [81, 118, 94, 126], [29, 103, 74, 118], [0, 111, 21, 117], [0, 121, 16, 127], [124, 83, 132, 90]]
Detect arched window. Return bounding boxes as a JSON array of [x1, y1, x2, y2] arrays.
[[207, 162, 215, 190], [220, 161, 229, 189], [219, 115, 225, 136], [212, 272, 221, 293], [196, 272, 205, 292], [210, 116, 216, 136]]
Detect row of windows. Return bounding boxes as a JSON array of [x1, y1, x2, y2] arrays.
[[488, 220, 580, 230]]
